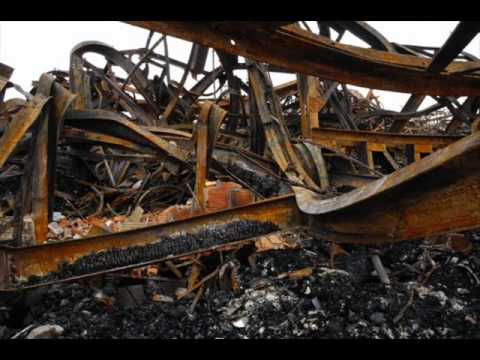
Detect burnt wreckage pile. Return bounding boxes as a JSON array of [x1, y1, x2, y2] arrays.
[[0, 21, 480, 339]]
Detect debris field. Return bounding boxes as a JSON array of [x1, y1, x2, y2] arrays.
[[0, 21, 480, 339]]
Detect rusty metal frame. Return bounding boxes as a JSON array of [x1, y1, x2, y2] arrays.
[[299, 130, 480, 243], [3, 21, 480, 294], [127, 21, 480, 96]]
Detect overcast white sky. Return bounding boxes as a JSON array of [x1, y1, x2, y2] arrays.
[[0, 21, 479, 111]]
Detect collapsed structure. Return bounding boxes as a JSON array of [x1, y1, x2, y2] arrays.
[[0, 21, 479, 338]]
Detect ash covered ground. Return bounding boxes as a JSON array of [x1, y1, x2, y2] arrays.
[[1, 231, 479, 339]]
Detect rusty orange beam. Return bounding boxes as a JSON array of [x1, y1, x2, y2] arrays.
[[0, 194, 300, 288], [30, 104, 50, 245], [297, 76, 324, 139], [296, 129, 480, 244], [311, 127, 461, 149], [194, 103, 211, 212], [0, 96, 50, 168], [64, 109, 189, 163], [62, 127, 156, 155], [126, 21, 480, 96]]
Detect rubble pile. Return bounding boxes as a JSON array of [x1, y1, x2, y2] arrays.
[[1, 21, 480, 339], [3, 22, 466, 247]]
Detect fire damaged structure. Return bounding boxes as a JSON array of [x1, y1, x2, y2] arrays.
[[0, 21, 479, 339]]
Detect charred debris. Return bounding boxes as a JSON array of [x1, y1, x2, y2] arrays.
[[0, 21, 479, 339]]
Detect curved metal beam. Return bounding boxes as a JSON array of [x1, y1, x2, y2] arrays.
[[126, 21, 480, 96], [296, 130, 480, 243]]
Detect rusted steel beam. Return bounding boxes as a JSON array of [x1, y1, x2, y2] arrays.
[[297, 129, 480, 244], [70, 41, 158, 117], [6, 75, 77, 246], [161, 43, 194, 123], [190, 44, 209, 78], [126, 21, 480, 96], [64, 109, 189, 163], [48, 82, 77, 221], [17, 238, 245, 292], [30, 77, 53, 245], [311, 127, 461, 149], [427, 21, 480, 73], [297, 75, 323, 139], [194, 103, 210, 212], [205, 103, 228, 170], [320, 21, 396, 52], [62, 127, 155, 154], [0, 195, 300, 288], [30, 116, 49, 244], [248, 62, 320, 191], [0, 96, 50, 168], [446, 96, 479, 134], [389, 22, 480, 133], [387, 94, 426, 133]]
